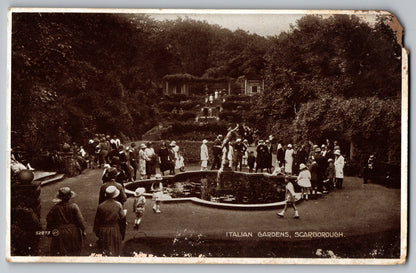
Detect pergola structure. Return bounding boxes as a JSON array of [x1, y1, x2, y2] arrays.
[[163, 73, 231, 96]]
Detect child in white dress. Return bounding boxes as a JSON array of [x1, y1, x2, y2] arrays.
[[297, 163, 312, 200]]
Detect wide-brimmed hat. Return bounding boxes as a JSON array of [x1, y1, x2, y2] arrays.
[[334, 150, 341, 156], [236, 138, 242, 142], [315, 147, 321, 153], [105, 185, 120, 199], [328, 158, 334, 162], [243, 139, 248, 143], [287, 144, 292, 148], [54, 187, 76, 202], [134, 187, 146, 197], [140, 143, 146, 149], [106, 167, 119, 179], [88, 139, 94, 144], [202, 139, 208, 144], [170, 141, 176, 146], [299, 163, 307, 170], [111, 156, 120, 166], [155, 174, 163, 180]]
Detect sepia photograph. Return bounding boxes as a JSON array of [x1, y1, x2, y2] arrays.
[[6, 8, 407, 264]]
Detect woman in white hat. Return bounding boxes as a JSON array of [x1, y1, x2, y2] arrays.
[[297, 163, 312, 200], [334, 150, 345, 189], [46, 187, 86, 256], [284, 144, 295, 175], [200, 139, 209, 171], [138, 143, 147, 180], [93, 185, 126, 256]]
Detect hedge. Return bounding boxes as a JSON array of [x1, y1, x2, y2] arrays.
[[222, 101, 251, 111], [160, 121, 229, 141], [159, 111, 197, 121]]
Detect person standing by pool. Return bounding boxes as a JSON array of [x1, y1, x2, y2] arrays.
[[158, 141, 170, 176], [276, 143, 285, 168], [46, 187, 86, 256], [265, 140, 273, 173], [325, 158, 336, 190], [145, 142, 156, 179], [129, 143, 139, 181], [309, 157, 319, 195], [211, 134, 223, 170], [138, 144, 148, 179], [284, 144, 295, 175], [170, 141, 181, 171], [151, 174, 164, 213], [168, 143, 176, 175], [200, 139, 209, 171], [277, 178, 300, 219], [247, 151, 256, 173], [255, 140, 266, 173], [234, 138, 246, 171], [93, 185, 126, 256], [297, 163, 312, 200], [334, 150, 345, 189]]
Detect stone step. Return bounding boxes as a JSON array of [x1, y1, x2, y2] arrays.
[[33, 171, 57, 182], [40, 174, 65, 186]]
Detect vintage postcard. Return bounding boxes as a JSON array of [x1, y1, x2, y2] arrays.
[[6, 8, 408, 264]]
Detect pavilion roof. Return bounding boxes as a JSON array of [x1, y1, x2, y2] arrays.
[[163, 73, 229, 83]]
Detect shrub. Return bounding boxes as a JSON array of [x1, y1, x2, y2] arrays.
[[160, 121, 228, 141], [224, 95, 251, 102]]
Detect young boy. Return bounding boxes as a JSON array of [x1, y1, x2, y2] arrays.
[[277, 178, 300, 219], [132, 187, 146, 229], [247, 151, 256, 173]]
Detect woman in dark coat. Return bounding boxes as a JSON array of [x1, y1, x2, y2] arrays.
[[158, 141, 170, 176], [276, 144, 285, 168], [255, 140, 266, 173], [46, 187, 86, 256], [93, 185, 126, 256]]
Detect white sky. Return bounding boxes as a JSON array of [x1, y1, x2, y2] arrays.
[[149, 13, 303, 36], [148, 12, 379, 37]]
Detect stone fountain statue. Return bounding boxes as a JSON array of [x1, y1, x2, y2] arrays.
[[216, 124, 240, 189]]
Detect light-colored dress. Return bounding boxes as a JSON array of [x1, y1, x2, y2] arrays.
[[335, 155, 345, 178], [138, 150, 147, 176], [284, 149, 294, 174], [173, 145, 181, 169], [297, 169, 312, 188], [200, 144, 209, 168], [285, 182, 296, 203]]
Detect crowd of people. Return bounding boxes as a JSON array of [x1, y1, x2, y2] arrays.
[[204, 125, 346, 199], [21, 125, 350, 256], [81, 134, 186, 182]]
